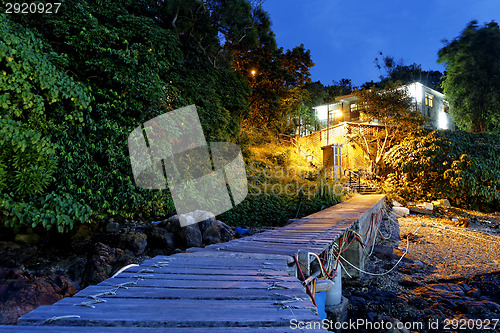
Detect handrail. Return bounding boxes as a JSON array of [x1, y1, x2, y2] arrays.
[[344, 168, 361, 193]]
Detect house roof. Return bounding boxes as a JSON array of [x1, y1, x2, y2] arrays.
[[334, 94, 360, 103]]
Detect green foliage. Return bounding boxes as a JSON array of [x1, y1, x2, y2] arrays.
[[225, 140, 342, 227], [0, 118, 58, 196], [438, 21, 500, 133], [385, 130, 500, 210], [373, 53, 443, 91], [0, 0, 322, 233], [0, 13, 91, 133], [218, 193, 339, 227], [1, 192, 92, 233]]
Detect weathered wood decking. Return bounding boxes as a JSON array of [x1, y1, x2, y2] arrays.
[[1, 194, 385, 332]]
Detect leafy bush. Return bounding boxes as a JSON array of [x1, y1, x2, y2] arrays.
[[384, 130, 500, 210], [1, 192, 92, 233], [0, 2, 249, 232], [0, 118, 58, 196]]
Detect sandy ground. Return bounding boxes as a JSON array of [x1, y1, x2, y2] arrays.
[[394, 209, 500, 281]]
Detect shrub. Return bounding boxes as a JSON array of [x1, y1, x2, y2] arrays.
[[384, 130, 500, 210]]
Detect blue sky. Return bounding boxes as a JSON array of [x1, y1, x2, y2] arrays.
[[261, 0, 500, 86]]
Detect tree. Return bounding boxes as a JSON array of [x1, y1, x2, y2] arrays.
[[348, 82, 426, 173], [375, 52, 443, 91], [0, 0, 254, 231], [438, 21, 500, 133]]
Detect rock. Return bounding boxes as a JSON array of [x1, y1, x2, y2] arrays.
[[147, 227, 176, 251], [217, 221, 235, 243], [366, 311, 377, 322], [162, 215, 182, 234], [349, 295, 366, 307], [0, 271, 75, 324], [195, 211, 220, 244], [408, 206, 433, 215], [455, 300, 500, 314], [0, 242, 37, 268], [432, 199, 451, 207], [83, 242, 135, 286], [400, 261, 437, 275], [193, 210, 215, 228], [373, 245, 413, 263], [181, 224, 203, 248], [424, 202, 434, 210], [70, 225, 94, 251], [14, 233, 40, 245], [106, 219, 122, 233], [392, 200, 403, 207], [409, 297, 429, 309], [119, 232, 147, 255], [393, 207, 409, 216]]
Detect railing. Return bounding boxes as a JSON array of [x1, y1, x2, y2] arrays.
[[344, 168, 361, 193]]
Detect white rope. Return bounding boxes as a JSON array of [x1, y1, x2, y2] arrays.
[[38, 315, 81, 326], [339, 231, 410, 276]]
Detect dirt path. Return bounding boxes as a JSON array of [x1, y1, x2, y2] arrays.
[[397, 213, 500, 281]]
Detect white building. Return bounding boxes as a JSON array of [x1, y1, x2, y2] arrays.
[[313, 82, 455, 130]]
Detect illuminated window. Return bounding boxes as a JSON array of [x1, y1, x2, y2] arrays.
[[350, 103, 359, 112], [425, 93, 434, 107]]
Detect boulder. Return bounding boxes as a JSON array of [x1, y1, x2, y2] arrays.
[[147, 227, 176, 250], [162, 215, 182, 234], [83, 242, 135, 286], [392, 200, 403, 207], [119, 232, 147, 255], [0, 270, 75, 324], [182, 224, 203, 248], [432, 199, 451, 208], [106, 219, 122, 233], [217, 221, 236, 243], [196, 211, 220, 244], [393, 207, 410, 216]]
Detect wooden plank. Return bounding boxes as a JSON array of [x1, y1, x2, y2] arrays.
[[113, 272, 298, 282], [122, 267, 288, 276], [177, 251, 291, 261], [134, 261, 287, 270], [8, 195, 384, 333], [73, 286, 309, 300], [18, 305, 320, 328], [52, 298, 316, 311], [139, 257, 288, 267], [214, 246, 298, 256], [97, 278, 302, 290]]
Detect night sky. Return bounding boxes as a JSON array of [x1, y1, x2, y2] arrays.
[[261, 0, 500, 87]]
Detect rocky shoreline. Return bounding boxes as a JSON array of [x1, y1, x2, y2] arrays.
[[0, 211, 260, 325]]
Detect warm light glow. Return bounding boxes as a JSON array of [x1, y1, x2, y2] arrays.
[[408, 82, 423, 103], [314, 105, 328, 121], [251, 69, 256, 76], [438, 110, 448, 129]]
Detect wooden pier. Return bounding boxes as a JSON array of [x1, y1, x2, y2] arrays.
[[0, 194, 385, 332]]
